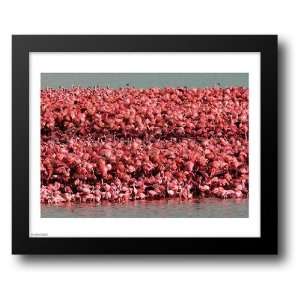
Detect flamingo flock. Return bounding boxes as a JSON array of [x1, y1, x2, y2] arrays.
[[40, 86, 249, 204]]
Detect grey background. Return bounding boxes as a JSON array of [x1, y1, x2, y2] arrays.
[[41, 73, 248, 88]]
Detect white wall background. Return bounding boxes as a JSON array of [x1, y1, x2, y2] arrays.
[[0, 1, 297, 299]]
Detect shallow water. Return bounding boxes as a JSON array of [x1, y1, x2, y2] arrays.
[[41, 73, 249, 89], [41, 198, 248, 218]]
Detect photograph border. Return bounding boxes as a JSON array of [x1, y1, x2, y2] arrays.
[[12, 35, 278, 254]]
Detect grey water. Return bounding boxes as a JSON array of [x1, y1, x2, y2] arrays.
[[41, 199, 248, 218], [41, 73, 248, 89]]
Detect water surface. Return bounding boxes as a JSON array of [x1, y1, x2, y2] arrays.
[[41, 73, 248, 88], [41, 198, 248, 218]]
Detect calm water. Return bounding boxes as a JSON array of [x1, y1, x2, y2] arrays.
[[41, 73, 248, 88], [41, 199, 248, 218]]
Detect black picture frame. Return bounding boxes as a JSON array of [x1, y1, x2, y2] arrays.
[[12, 35, 278, 255]]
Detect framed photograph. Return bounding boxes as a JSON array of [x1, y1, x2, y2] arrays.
[[12, 35, 277, 254]]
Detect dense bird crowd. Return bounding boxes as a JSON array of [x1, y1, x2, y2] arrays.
[[41, 86, 249, 204]]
